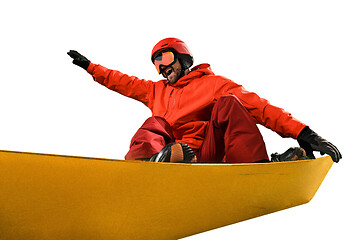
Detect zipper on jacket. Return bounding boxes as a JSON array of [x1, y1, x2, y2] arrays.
[[163, 89, 174, 118]]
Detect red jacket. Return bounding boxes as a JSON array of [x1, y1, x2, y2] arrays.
[[87, 63, 306, 151]]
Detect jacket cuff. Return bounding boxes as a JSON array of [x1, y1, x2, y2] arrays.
[[86, 62, 95, 74], [296, 125, 309, 139]]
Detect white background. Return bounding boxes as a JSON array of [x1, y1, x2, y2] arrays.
[[1, 0, 359, 239]]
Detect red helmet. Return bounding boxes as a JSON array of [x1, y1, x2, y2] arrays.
[[151, 38, 194, 71]]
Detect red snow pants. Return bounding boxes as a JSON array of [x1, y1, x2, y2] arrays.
[[125, 95, 269, 163]]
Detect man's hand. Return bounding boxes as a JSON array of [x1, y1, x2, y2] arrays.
[[297, 126, 342, 163], [67, 50, 91, 70]]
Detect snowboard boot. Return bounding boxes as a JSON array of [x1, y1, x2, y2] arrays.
[[270, 147, 308, 162], [149, 142, 197, 163]]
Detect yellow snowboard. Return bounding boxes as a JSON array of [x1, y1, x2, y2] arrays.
[[0, 150, 333, 240]]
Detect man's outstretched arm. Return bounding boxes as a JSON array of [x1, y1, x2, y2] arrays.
[[67, 50, 155, 108]]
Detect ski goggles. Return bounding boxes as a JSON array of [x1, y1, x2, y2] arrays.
[[153, 51, 176, 74]]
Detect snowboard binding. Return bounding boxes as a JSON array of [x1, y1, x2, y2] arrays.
[[150, 142, 197, 163], [271, 147, 308, 162]]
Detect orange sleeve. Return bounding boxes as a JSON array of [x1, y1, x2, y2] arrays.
[[87, 63, 154, 108], [213, 76, 306, 139]]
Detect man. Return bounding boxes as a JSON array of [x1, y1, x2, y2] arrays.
[[67, 38, 341, 163]]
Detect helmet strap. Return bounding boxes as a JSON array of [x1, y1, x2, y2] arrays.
[[178, 58, 188, 79]]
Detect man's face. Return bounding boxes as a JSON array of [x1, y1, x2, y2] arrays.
[[161, 59, 183, 84]]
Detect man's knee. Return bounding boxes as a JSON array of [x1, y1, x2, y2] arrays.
[[142, 116, 169, 126], [140, 116, 172, 134], [214, 94, 249, 116], [217, 94, 245, 108]]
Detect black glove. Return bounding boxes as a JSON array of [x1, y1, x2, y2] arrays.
[[297, 126, 342, 163], [67, 50, 91, 70]]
